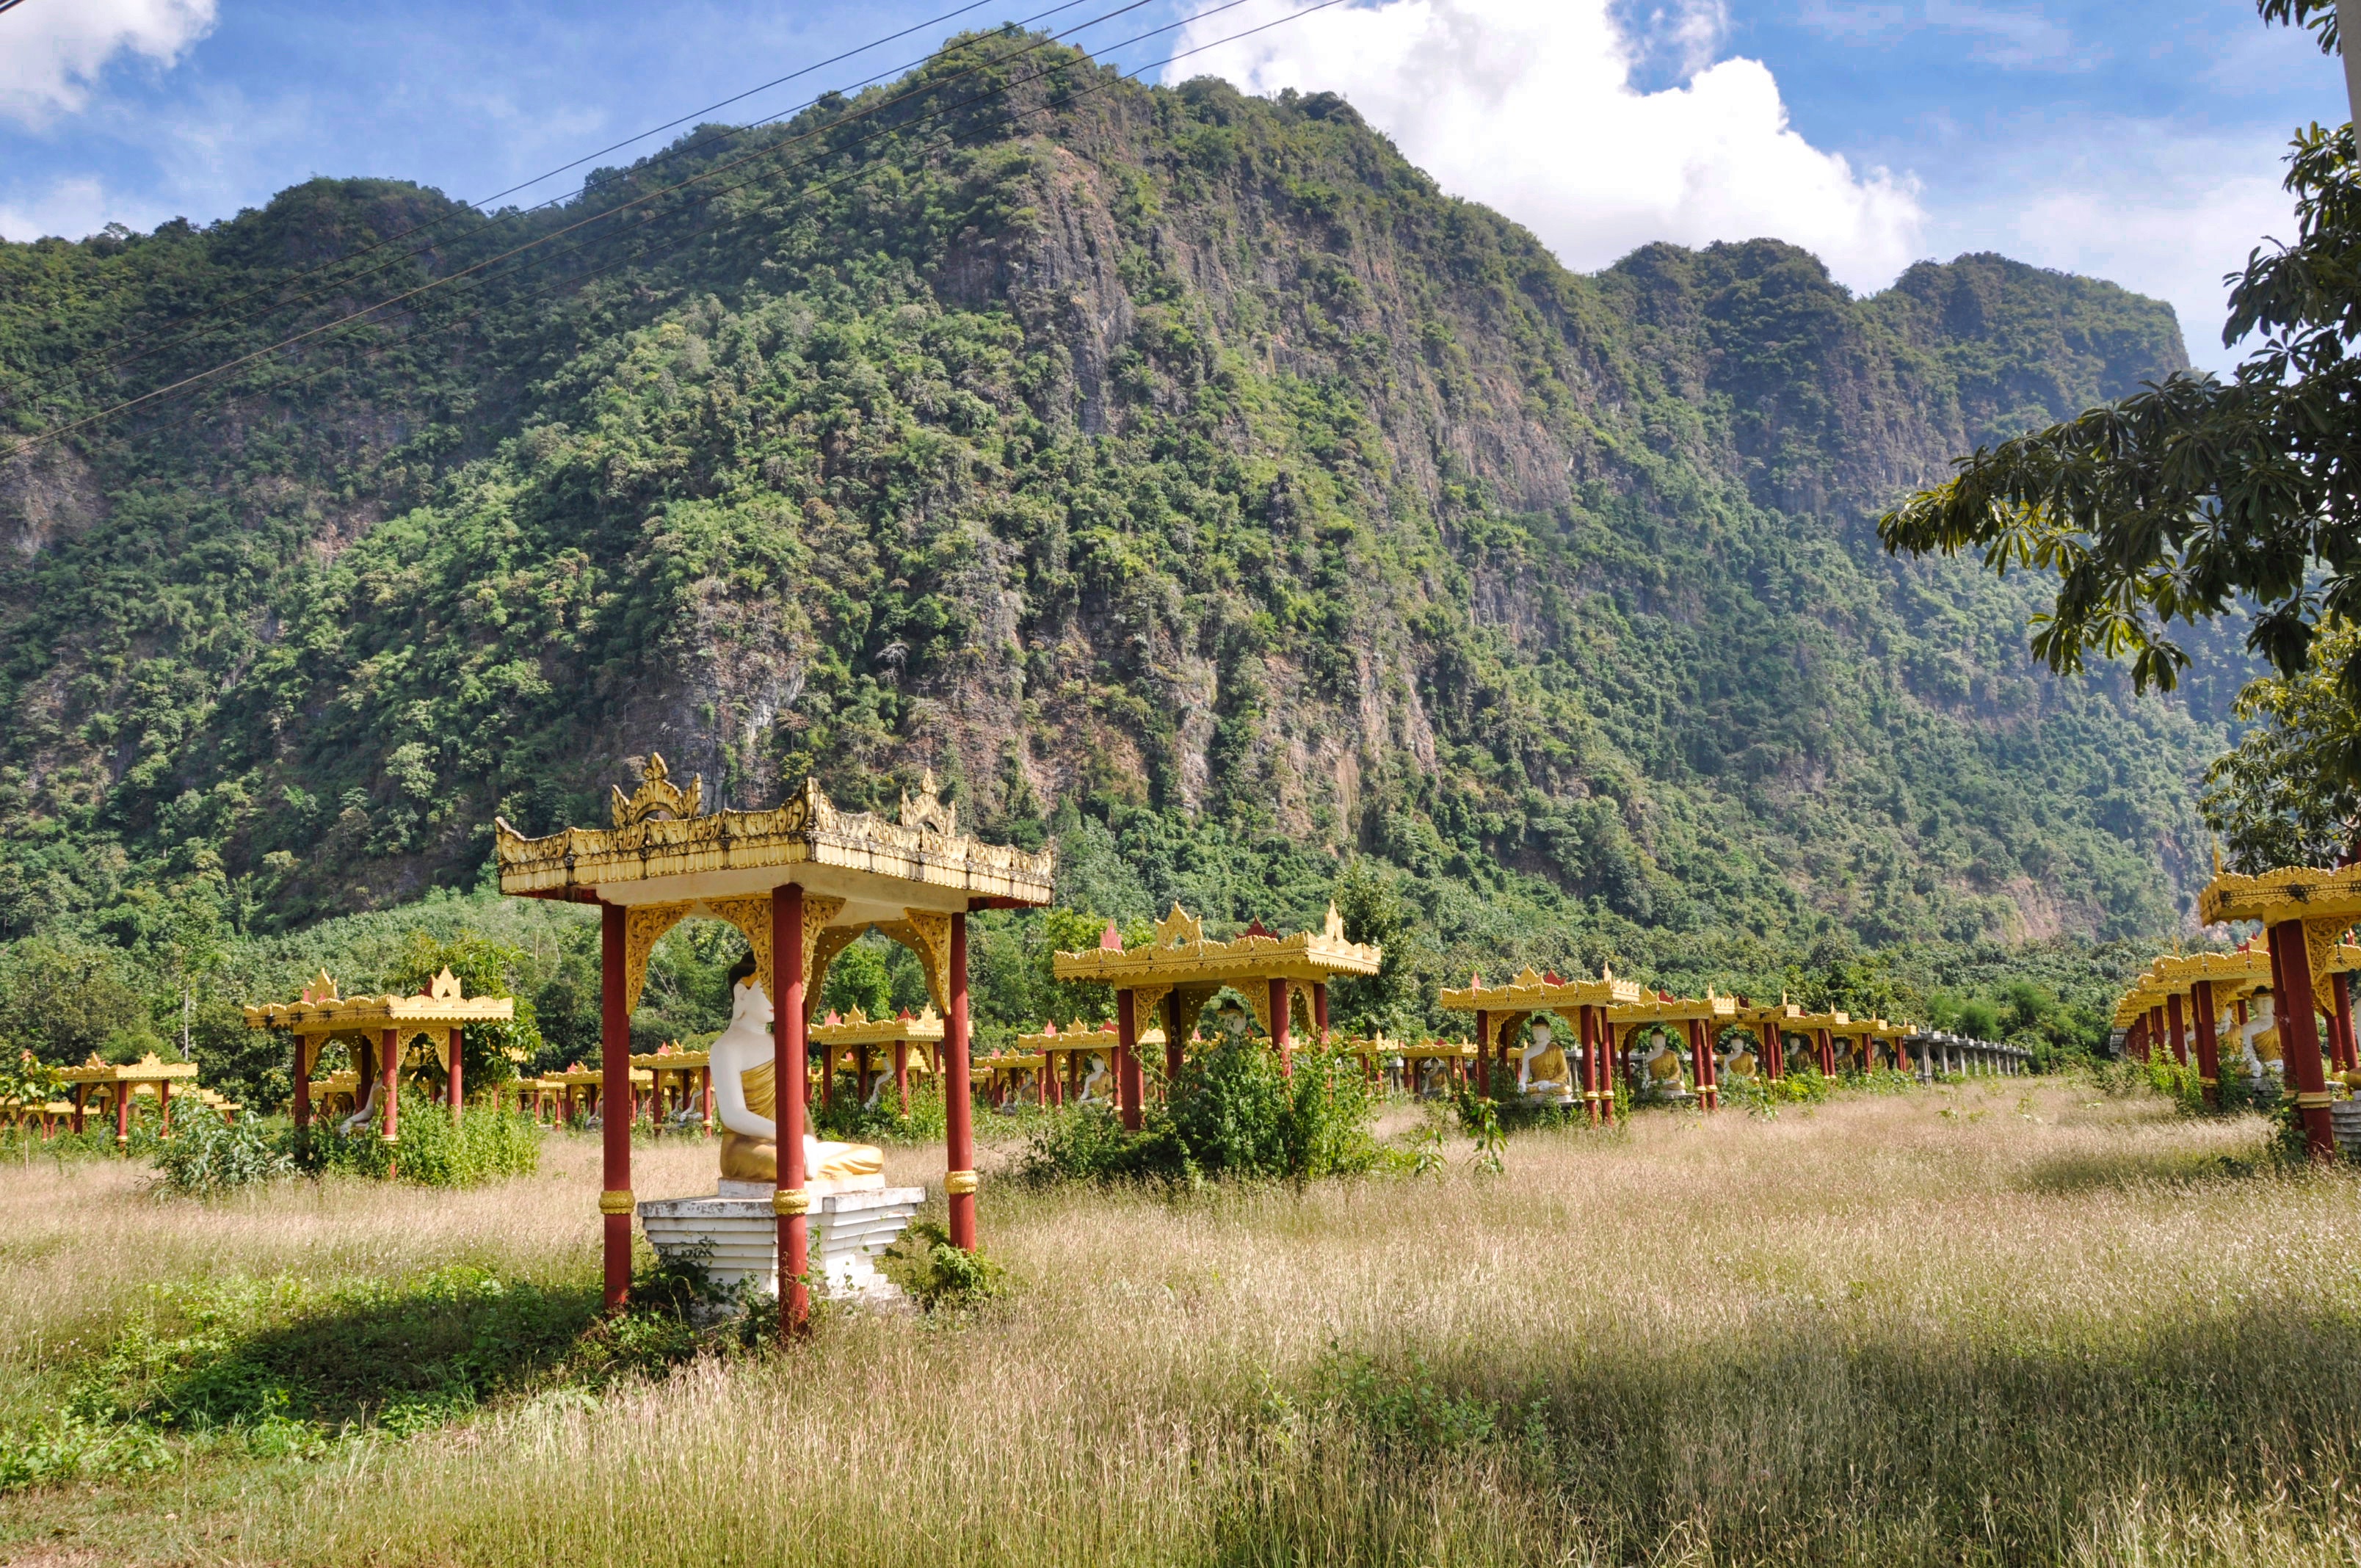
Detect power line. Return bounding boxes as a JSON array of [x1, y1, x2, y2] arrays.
[[0, 0, 1343, 462], [1, 0, 1117, 407]]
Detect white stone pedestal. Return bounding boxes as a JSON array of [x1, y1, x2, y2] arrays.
[[637, 1186, 926, 1300], [2331, 1097, 2361, 1159]]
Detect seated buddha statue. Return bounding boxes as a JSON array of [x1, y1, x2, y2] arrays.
[[1078, 1053, 1114, 1107], [1643, 1037, 1686, 1099], [1721, 1039, 1760, 1081], [709, 976, 884, 1193], [1517, 1017, 1575, 1106]]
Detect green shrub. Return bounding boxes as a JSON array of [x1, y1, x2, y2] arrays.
[[813, 1078, 947, 1145], [150, 1113, 296, 1194], [1018, 1041, 1379, 1186], [304, 1092, 540, 1186], [882, 1219, 1006, 1312]]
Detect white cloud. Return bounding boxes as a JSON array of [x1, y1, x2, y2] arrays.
[[1169, 0, 1926, 293], [0, 174, 167, 242], [0, 0, 217, 128]]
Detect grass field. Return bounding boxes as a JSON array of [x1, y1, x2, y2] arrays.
[[2, 1078, 2357, 1567]]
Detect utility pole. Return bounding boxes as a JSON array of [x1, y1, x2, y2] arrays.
[[2346, 1, 2361, 126]]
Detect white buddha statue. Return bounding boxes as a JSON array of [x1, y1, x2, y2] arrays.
[[1720, 1037, 1760, 1082], [710, 976, 884, 1192], [1517, 1017, 1575, 1106], [1077, 1053, 1114, 1107], [1416, 1057, 1446, 1100], [1642, 1035, 1687, 1100], [2237, 993, 2280, 1086]]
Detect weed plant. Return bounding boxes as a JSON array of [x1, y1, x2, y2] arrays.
[[297, 1092, 540, 1186], [1018, 1039, 1379, 1185]]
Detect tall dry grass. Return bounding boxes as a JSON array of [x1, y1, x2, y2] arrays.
[[7, 1081, 2361, 1565]]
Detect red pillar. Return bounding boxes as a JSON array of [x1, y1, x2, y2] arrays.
[[2166, 993, 2188, 1068], [2191, 979, 2222, 1109], [291, 1034, 311, 1135], [946, 911, 977, 1252], [113, 1081, 130, 1148], [2335, 972, 2359, 1073], [2148, 1007, 2166, 1068], [157, 1077, 173, 1139], [1600, 1018, 1619, 1124], [448, 1026, 465, 1122], [378, 1026, 399, 1177], [1164, 994, 1184, 1087], [1312, 983, 1329, 1044], [600, 902, 631, 1312], [1271, 979, 1294, 1078], [2126, 1016, 2145, 1063], [2268, 920, 2338, 1159], [1471, 1010, 1487, 1099], [699, 1064, 713, 1134], [894, 1041, 910, 1113], [1115, 989, 1143, 1132], [775, 885, 811, 1333], [1689, 1018, 1717, 1110], [1760, 1022, 1782, 1081], [1816, 1028, 1835, 1077]]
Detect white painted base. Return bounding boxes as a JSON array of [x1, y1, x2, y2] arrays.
[[638, 1186, 925, 1299], [2332, 1099, 2361, 1158]]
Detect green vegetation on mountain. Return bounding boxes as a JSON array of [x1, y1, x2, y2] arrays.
[[0, 33, 2219, 1089]]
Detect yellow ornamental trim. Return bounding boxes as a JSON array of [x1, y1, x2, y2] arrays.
[[1438, 965, 1643, 1013], [598, 1189, 635, 1215], [1050, 902, 1382, 989], [494, 772, 1056, 907], [772, 1189, 811, 1216], [944, 1170, 980, 1196]]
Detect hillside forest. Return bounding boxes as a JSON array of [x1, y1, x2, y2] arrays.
[[0, 33, 2236, 1106]]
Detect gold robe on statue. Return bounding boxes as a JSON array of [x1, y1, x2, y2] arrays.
[[720, 1056, 885, 1184]]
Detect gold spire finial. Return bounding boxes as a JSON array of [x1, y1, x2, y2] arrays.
[[611, 752, 702, 826]]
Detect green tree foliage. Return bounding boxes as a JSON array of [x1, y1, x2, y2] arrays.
[[2199, 620, 2361, 868], [1880, 1, 2361, 768]]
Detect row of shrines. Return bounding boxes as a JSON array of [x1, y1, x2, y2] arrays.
[[2112, 857, 2361, 1160], [234, 757, 2013, 1332]]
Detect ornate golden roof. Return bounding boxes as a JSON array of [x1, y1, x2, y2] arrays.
[[629, 1043, 711, 1071], [810, 1006, 946, 1046], [495, 761, 1054, 915], [1438, 965, 1644, 1013], [1015, 1021, 1166, 1051], [1050, 903, 1382, 988], [57, 1051, 199, 1085], [2197, 856, 2361, 929], [243, 968, 515, 1036], [1609, 992, 1741, 1026]]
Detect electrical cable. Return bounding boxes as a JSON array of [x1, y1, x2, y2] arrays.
[[3, 0, 1121, 404], [0, 0, 1176, 451], [0, 0, 1341, 462]]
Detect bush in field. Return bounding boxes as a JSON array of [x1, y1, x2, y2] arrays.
[[150, 1114, 296, 1194], [1019, 1041, 1377, 1186], [812, 1078, 947, 1144], [304, 1092, 540, 1186]]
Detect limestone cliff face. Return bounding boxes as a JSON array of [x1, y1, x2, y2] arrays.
[[0, 54, 2208, 942]]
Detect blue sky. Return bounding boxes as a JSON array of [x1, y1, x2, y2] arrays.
[[0, 0, 2343, 372]]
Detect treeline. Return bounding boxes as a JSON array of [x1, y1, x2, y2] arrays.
[[0, 794, 2139, 1117]]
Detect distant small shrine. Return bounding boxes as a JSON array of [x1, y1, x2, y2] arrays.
[[57, 1052, 200, 1144], [243, 968, 514, 1168], [1440, 967, 1643, 1121], [1049, 903, 1382, 1130]]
